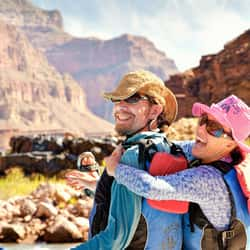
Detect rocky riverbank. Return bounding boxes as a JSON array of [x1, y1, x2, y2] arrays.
[[0, 118, 197, 244], [0, 118, 197, 176], [0, 183, 92, 244]]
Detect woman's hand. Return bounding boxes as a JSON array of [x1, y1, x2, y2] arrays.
[[105, 144, 124, 176], [65, 170, 98, 191]]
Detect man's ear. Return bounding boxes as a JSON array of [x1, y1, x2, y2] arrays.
[[149, 104, 163, 119]]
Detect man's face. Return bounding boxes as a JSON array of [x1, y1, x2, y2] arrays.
[[113, 95, 154, 136], [192, 113, 236, 163]]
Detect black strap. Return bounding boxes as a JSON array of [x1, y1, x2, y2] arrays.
[[122, 135, 169, 170], [122, 136, 185, 171]]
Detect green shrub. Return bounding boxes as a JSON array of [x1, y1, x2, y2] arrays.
[[0, 167, 65, 200]]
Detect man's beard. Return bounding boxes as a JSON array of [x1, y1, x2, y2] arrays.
[[115, 122, 149, 136], [115, 124, 133, 136]]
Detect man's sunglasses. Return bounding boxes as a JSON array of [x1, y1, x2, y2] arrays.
[[111, 93, 150, 104], [199, 114, 232, 139]]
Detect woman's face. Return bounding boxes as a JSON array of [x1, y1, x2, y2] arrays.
[[192, 113, 237, 163]]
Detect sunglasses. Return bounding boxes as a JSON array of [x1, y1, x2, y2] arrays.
[[199, 114, 232, 139], [111, 93, 150, 104]]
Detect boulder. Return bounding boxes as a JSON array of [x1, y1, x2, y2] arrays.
[[43, 215, 82, 243], [36, 202, 58, 218], [0, 222, 25, 242], [20, 199, 37, 217]]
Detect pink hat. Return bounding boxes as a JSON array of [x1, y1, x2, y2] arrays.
[[192, 95, 250, 153]]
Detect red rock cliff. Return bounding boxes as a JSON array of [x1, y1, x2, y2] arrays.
[[166, 29, 250, 118]]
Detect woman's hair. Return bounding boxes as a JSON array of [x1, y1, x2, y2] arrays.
[[230, 147, 244, 165]]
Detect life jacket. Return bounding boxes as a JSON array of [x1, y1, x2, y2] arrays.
[[183, 160, 250, 250], [121, 132, 185, 250], [147, 143, 189, 213], [90, 132, 185, 250]]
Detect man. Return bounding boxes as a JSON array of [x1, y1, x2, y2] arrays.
[[71, 70, 184, 249], [106, 95, 250, 249]]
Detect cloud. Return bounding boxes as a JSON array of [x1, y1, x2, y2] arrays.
[[32, 0, 250, 71]]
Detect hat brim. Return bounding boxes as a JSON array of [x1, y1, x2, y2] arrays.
[[192, 102, 229, 126], [103, 87, 138, 101], [192, 102, 250, 153], [163, 89, 178, 125], [103, 84, 178, 125]]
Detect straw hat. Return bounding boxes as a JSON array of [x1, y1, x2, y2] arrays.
[[103, 70, 178, 125]]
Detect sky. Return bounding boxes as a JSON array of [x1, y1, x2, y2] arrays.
[[31, 0, 250, 72]]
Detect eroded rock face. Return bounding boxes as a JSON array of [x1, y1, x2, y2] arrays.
[[0, 0, 179, 122], [0, 0, 71, 51], [0, 183, 92, 243], [0, 0, 63, 30], [0, 20, 114, 135], [46, 34, 179, 121], [166, 29, 250, 118]]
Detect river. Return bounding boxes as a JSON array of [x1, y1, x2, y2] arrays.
[[0, 243, 79, 250]]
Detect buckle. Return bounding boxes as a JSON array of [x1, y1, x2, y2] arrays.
[[222, 230, 235, 240]]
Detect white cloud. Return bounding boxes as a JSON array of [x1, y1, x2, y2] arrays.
[[63, 15, 110, 39], [32, 0, 250, 71]]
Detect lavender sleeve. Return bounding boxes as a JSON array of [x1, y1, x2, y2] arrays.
[[115, 164, 232, 230], [115, 164, 217, 202]]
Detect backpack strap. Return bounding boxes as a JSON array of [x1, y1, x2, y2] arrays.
[[122, 135, 172, 170]]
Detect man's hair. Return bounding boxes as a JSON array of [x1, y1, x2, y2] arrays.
[[139, 84, 171, 131]]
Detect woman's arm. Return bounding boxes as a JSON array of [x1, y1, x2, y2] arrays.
[[115, 164, 223, 204]]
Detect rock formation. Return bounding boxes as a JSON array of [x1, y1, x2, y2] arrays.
[[0, 20, 113, 135], [0, 183, 92, 243], [0, 0, 72, 50], [0, 118, 196, 176], [166, 29, 250, 118], [0, 0, 179, 121], [46, 34, 179, 120]]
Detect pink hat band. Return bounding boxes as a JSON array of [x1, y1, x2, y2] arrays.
[[192, 95, 250, 153]]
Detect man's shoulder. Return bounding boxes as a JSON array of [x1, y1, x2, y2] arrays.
[[125, 132, 170, 151]]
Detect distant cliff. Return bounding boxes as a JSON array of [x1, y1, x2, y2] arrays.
[[0, 20, 113, 134], [0, 0, 179, 121], [166, 29, 250, 118], [46, 34, 179, 120], [0, 0, 72, 51]]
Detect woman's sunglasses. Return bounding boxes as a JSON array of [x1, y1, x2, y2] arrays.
[[199, 114, 232, 139], [111, 93, 150, 104]]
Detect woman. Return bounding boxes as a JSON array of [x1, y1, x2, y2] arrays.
[[106, 95, 250, 249]]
